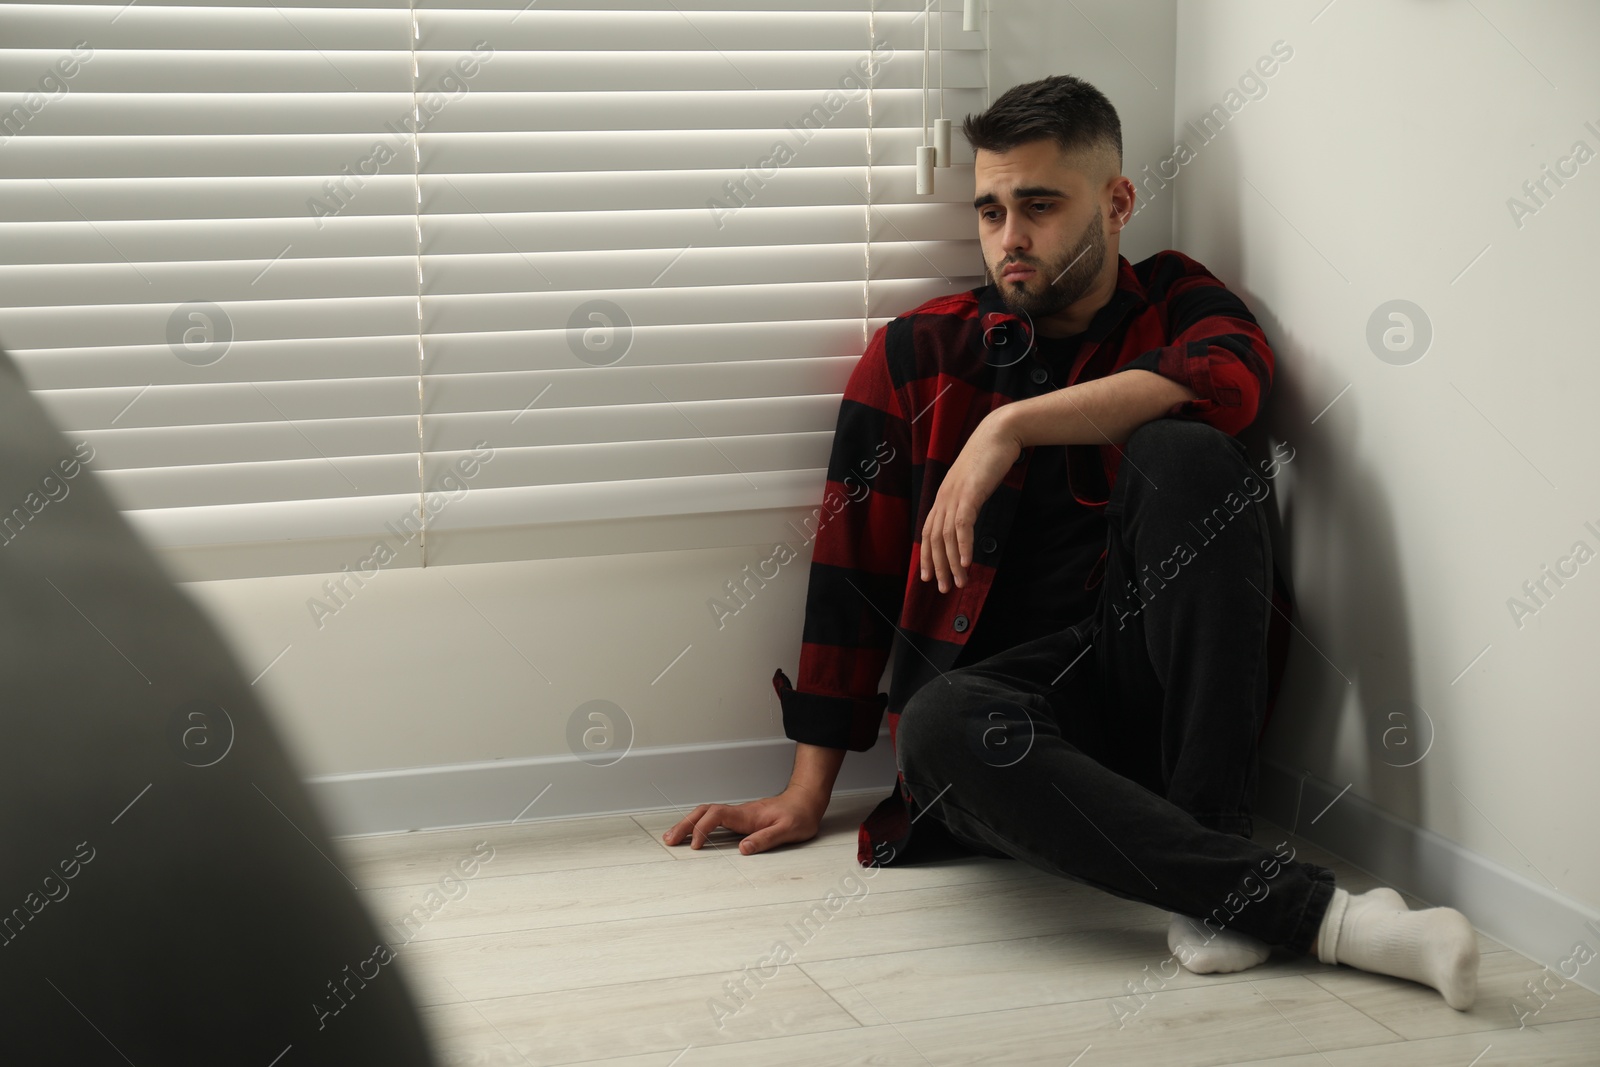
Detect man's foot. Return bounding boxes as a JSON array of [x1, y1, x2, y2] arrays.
[[1168, 912, 1272, 974], [1317, 886, 1479, 1010]]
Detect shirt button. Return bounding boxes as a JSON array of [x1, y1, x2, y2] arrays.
[[1012, 449, 1027, 466], [952, 614, 969, 633], [979, 535, 998, 555], [1029, 366, 1049, 385]]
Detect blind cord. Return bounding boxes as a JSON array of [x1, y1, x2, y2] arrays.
[[921, 1, 930, 143], [410, 0, 427, 565], [866, 1, 876, 356]]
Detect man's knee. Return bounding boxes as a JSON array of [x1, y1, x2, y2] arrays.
[[1122, 418, 1254, 504], [1125, 417, 1237, 464], [898, 679, 1038, 781], [896, 679, 968, 777]]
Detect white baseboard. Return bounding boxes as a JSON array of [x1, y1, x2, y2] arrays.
[[310, 731, 899, 838], [1256, 757, 1600, 999], [310, 740, 1600, 1000]]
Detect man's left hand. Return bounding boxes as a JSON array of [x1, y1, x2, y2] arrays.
[[920, 412, 1024, 593]]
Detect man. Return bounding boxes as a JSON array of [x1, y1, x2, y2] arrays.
[[666, 75, 1478, 1009]]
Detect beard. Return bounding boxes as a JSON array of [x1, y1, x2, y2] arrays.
[[991, 208, 1106, 321]]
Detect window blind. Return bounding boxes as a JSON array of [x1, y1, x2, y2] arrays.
[[0, 0, 987, 579]]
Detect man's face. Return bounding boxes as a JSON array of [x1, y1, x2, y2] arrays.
[[972, 140, 1117, 322]]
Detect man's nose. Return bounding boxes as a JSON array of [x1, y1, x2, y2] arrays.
[[1000, 218, 1030, 255]]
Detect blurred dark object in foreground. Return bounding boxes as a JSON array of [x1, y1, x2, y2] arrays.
[[0, 346, 440, 1065]]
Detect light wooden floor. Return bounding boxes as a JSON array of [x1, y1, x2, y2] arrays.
[[337, 792, 1600, 1066]]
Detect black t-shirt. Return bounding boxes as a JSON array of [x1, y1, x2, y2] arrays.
[[956, 331, 1109, 666]]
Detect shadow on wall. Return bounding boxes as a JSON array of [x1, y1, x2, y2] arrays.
[[1251, 302, 1430, 831], [1190, 140, 1432, 832]]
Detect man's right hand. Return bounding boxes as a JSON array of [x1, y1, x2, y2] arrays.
[[661, 787, 828, 856]]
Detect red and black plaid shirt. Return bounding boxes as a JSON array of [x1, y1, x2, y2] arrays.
[[771, 249, 1293, 868]]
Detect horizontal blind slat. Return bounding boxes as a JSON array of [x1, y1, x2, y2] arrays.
[[422, 357, 860, 414], [417, 432, 838, 493], [423, 318, 868, 375], [424, 468, 831, 534]]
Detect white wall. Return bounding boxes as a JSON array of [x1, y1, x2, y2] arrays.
[[182, 541, 811, 778], [1169, 0, 1600, 919]]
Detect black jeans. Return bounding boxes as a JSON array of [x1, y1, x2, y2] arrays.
[[896, 418, 1335, 954]]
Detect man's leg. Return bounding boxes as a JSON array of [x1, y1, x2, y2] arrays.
[[1095, 417, 1281, 973], [1095, 417, 1272, 839], [1107, 415, 1478, 1004], [1098, 419, 1477, 1006], [895, 619, 1337, 955], [897, 418, 1478, 1008]]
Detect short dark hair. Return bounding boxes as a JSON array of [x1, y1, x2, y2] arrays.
[[963, 74, 1122, 177]]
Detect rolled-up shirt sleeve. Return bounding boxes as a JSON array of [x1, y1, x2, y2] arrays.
[[772, 324, 913, 752], [1113, 259, 1274, 437]]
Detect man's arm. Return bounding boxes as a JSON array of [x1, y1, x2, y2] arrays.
[[771, 321, 913, 757], [787, 741, 848, 804], [919, 368, 1196, 592], [998, 366, 1198, 449], [665, 323, 911, 853], [1104, 254, 1275, 439], [923, 258, 1275, 592]]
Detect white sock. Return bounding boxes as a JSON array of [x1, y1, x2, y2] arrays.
[[1169, 912, 1272, 974], [1317, 886, 1479, 1010]]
